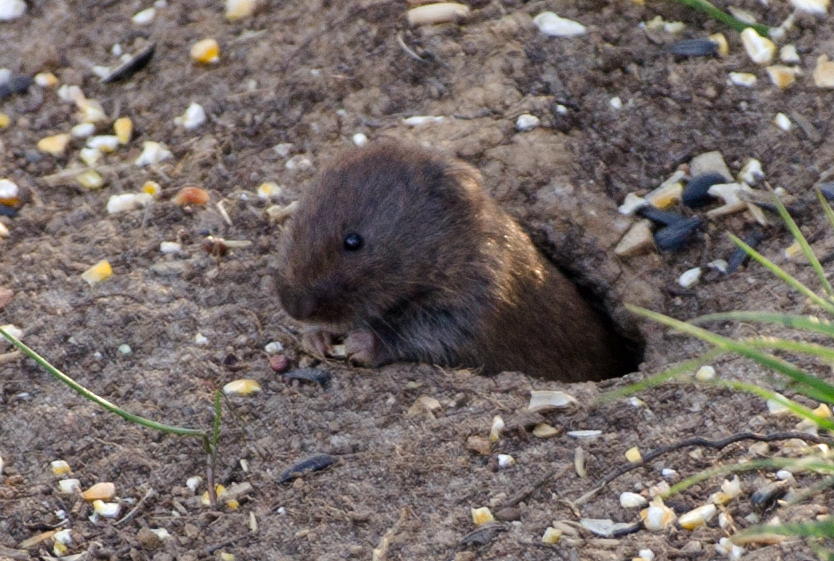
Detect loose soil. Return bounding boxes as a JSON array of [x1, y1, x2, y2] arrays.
[[2, 1, 834, 559]]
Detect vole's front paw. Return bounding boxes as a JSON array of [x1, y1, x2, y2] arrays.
[[301, 329, 336, 359], [344, 328, 388, 366]]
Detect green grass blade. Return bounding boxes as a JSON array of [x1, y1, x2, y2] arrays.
[[817, 188, 834, 234], [598, 348, 723, 403], [693, 312, 834, 338], [741, 517, 834, 539], [669, 0, 771, 34], [742, 338, 834, 364], [0, 326, 206, 438], [769, 188, 834, 297], [718, 379, 834, 431], [728, 233, 834, 316], [627, 306, 834, 404]]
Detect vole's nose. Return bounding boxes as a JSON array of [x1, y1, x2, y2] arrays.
[[277, 285, 319, 321]]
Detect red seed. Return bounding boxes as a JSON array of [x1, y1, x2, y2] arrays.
[[270, 354, 290, 373], [172, 186, 210, 206]]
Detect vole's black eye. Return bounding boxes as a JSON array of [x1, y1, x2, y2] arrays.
[[343, 232, 364, 251]]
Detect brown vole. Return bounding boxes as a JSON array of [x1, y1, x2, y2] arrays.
[[275, 141, 637, 382]]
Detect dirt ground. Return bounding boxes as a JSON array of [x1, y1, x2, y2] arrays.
[[2, 0, 834, 559]]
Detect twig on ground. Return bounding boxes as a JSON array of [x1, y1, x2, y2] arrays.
[[372, 508, 410, 561]]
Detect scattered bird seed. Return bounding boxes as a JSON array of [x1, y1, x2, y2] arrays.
[[751, 481, 788, 512], [0, 0, 26, 20], [654, 216, 702, 251], [0, 178, 19, 202], [669, 39, 717, 58], [58, 479, 81, 494], [541, 527, 562, 544], [709, 33, 728, 56], [581, 518, 642, 537], [620, 492, 648, 508], [114, 117, 133, 144], [226, 0, 256, 20], [641, 503, 676, 531], [51, 460, 71, 475], [282, 367, 331, 386], [172, 186, 209, 206], [277, 453, 336, 483], [635, 205, 686, 226], [87, 135, 120, 153], [106, 193, 153, 214], [679, 504, 716, 530], [682, 172, 726, 208], [533, 11, 586, 37], [728, 72, 757, 87], [515, 114, 540, 131], [773, 112, 792, 131], [102, 43, 156, 83], [471, 506, 494, 525], [489, 416, 504, 442], [132, 7, 156, 24], [135, 141, 172, 166], [780, 44, 800, 64], [625, 447, 642, 463], [223, 379, 262, 395], [789, 0, 829, 15], [352, 132, 368, 146], [527, 390, 577, 411], [497, 454, 515, 468], [407, 3, 470, 26], [37, 134, 71, 156], [741, 28, 775, 65], [403, 115, 445, 126], [92, 500, 121, 518], [813, 55, 834, 88], [191, 38, 220, 64], [71, 123, 96, 139], [175, 102, 207, 130], [695, 365, 716, 381], [678, 267, 702, 288], [81, 260, 113, 285], [81, 482, 116, 501], [0, 74, 31, 100], [767, 65, 799, 89], [77, 170, 104, 190], [567, 430, 602, 439]]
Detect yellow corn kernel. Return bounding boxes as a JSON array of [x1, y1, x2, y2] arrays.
[[191, 39, 220, 64], [114, 117, 133, 144], [81, 260, 113, 286]]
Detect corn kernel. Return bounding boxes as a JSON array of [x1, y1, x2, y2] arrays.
[[81, 260, 113, 286], [0, 113, 10, 128], [81, 482, 116, 501], [77, 170, 104, 190], [51, 460, 71, 475], [223, 379, 262, 395], [201, 484, 227, 506], [114, 117, 133, 144], [34, 72, 59, 87], [37, 134, 71, 156], [92, 500, 121, 518], [542, 527, 562, 544], [225, 0, 256, 20], [471, 507, 494, 525], [625, 447, 642, 463], [191, 39, 220, 64], [708, 33, 729, 56], [172, 186, 210, 206], [142, 181, 162, 198]]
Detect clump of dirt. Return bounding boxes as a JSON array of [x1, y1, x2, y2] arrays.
[[2, 1, 834, 559]]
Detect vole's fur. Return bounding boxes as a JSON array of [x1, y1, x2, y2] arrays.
[[275, 141, 637, 382]]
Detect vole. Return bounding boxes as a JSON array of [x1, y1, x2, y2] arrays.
[[275, 140, 637, 382]]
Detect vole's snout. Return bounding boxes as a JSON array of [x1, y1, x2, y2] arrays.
[[277, 284, 320, 321]]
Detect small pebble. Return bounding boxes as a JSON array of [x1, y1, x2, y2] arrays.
[[609, 97, 623, 110], [515, 114, 540, 132], [614, 220, 655, 257], [264, 341, 284, 354], [285, 155, 313, 171], [132, 7, 156, 24], [497, 454, 515, 468], [269, 354, 290, 373], [678, 267, 701, 288]]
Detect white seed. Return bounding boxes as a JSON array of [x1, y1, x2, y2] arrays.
[[740, 28, 776, 65], [79, 147, 101, 167], [0, 0, 27, 20], [76, 99, 107, 123], [71, 123, 96, 139], [780, 45, 800, 64], [226, 0, 257, 20], [257, 182, 282, 201], [641, 503, 676, 531], [515, 114, 540, 132], [51, 460, 71, 475], [567, 430, 602, 439], [92, 65, 112, 80], [533, 12, 586, 37], [132, 7, 156, 24], [678, 267, 701, 288], [609, 96, 623, 110], [695, 365, 716, 381], [555, 104, 568, 114], [718, 511, 732, 529], [186, 476, 203, 491], [352, 132, 368, 146], [679, 504, 716, 530], [489, 415, 505, 442], [111, 43, 123, 56], [160, 241, 182, 254], [533, 423, 560, 438], [175, 102, 207, 130], [0, 68, 9, 86], [150, 528, 171, 540], [403, 115, 445, 126], [739, 159, 764, 184], [223, 379, 262, 396], [106, 193, 153, 214], [135, 141, 173, 166], [776, 469, 794, 481], [53, 529, 73, 545], [618, 193, 647, 215], [813, 55, 834, 88], [86, 135, 120, 153], [663, 21, 685, 33], [773, 113, 792, 131], [285, 155, 313, 171], [92, 500, 121, 518], [264, 341, 284, 354], [620, 492, 648, 508], [407, 3, 470, 26], [716, 537, 745, 560], [0, 178, 18, 200], [194, 333, 208, 346], [728, 72, 757, 87], [789, 0, 829, 15], [707, 259, 728, 273], [661, 468, 677, 478], [710, 475, 742, 505], [528, 390, 577, 412], [497, 454, 515, 468], [118, 344, 132, 355], [638, 549, 655, 561], [58, 479, 81, 494]]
